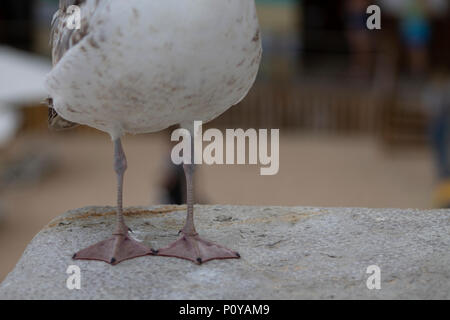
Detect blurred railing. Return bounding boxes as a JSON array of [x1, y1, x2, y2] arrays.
[[211, 82, 383, 134]]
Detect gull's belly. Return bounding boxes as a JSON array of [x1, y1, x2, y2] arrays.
[[45, 0, 262, 138]]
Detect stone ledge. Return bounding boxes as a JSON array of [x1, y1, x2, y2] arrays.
[[0, 205, 449, 299]]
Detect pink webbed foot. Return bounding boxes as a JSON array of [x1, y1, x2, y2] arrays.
[[156, 232, 240, 264], [73, 233, 152, 265]]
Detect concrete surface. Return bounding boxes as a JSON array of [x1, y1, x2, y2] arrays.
[[0, 205, 449, 299], [0, 133, 435, 283]]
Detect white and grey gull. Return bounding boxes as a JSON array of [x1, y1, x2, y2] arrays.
[[46, 0, 262, 265]]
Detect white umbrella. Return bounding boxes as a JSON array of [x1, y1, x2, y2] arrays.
[[0, 46, 51, 147], [0, 46, 51, 105]]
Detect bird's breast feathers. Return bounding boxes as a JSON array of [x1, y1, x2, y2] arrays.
[[46, 0, 262, 136]]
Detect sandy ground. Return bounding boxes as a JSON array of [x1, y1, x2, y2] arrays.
[[0, 131, 435, 281]]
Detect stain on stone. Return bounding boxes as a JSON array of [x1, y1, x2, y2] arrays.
[[47, 205, 185, 228]]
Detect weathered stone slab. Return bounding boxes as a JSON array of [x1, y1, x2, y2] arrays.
[[0, 205, 448, 299]]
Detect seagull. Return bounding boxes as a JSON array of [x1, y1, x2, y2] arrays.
[[46, 0, 262, 265]]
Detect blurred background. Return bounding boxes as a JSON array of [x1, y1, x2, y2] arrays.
[[0, 0, 449, 280]]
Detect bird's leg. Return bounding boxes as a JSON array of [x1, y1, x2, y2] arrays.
[[181, 163, 197, 235], [157, 135, 240, 264], [73, 138, 151, 265]]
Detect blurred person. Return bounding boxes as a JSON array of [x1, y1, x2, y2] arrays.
[[345, 0, 372, 78], [423, 74, 450, 208], [400, 0, 431, 77], [156, 127, 206, 206], [156, 127, 187, 205], [159, 158, 186, 205]]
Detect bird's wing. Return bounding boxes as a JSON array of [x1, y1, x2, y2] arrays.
[[48, 0, 92, 130], [50, 0, 90, 66]]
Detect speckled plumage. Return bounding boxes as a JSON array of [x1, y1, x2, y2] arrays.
[[46, 0, 262, 139]]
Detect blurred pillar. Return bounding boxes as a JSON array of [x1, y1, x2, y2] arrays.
[[255, 0, 302, 82]]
